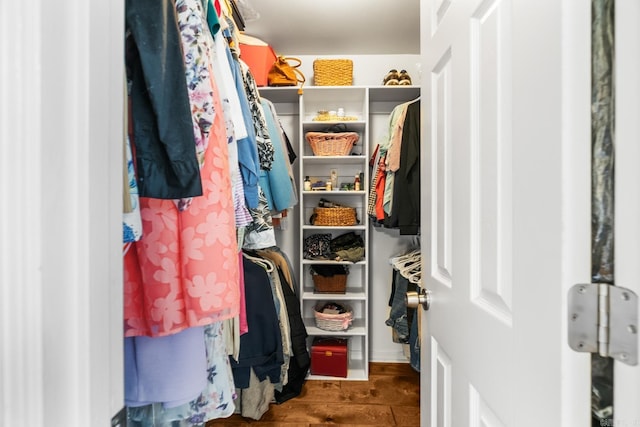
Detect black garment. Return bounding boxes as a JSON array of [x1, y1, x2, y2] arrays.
[[387, 101, 421, 234], [247, 247, 310, 404], [126, 0, 203, 199], [230, 257, 284, 388], [273, 265, 310, 404]]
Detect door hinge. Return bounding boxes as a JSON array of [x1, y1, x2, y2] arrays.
[[568, 283, 638, 365]]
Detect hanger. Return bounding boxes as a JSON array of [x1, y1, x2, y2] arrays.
[[242, 252, 274, 273], [398, 255, 421, 280], [389, 247, 421, 270]]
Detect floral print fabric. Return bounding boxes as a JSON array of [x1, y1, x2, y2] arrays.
[[175, 0, 216, 211], [240, 60, 275, 171], [176, 0, 215, 166], [124, 136, 143, 243], [124, 72, 240, 338], [126, 322, 237, 426]]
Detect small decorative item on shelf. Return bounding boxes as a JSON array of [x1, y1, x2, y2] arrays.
[[305, 131, 359, 156], [312, 110, 359, 122], [311, 264, 348, 294], [304, 176, 312, 191], [310, 180, 328, 191], [313, 302, 353, 331], [313, 58, 353, 86], [330, 169, 338, 189]]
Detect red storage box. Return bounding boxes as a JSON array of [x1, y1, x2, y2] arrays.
[[238, 34, 276, 87], [310, 337, 348, 378]]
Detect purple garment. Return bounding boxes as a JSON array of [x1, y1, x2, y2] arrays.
[[125, 326, 207, 408]]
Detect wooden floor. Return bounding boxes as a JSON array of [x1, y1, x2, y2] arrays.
[[207, 362, 420, 426]]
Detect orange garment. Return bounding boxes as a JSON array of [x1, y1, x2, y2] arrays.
[[124, 79, 240, 338]]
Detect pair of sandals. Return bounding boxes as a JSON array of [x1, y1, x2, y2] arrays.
[[383, 69, 412, 86]]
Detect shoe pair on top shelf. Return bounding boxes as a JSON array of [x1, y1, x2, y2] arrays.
[[382, 69, 412, 86]]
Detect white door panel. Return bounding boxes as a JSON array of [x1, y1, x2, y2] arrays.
[[420, 0, 592, 425]]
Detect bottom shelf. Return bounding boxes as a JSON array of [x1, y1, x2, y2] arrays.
[[306, 358, 368, 381], [306, 335, 368, 381]]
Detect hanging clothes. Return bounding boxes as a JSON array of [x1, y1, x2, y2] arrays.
[[223, 32, 261, 209], [229, 255, 284, 389], [387, 100, 421, 234], [368, 98, 421, 233], [126, 322, 238, 426], [255, 247, 310, 404], [124, 326, 207, 408], [258, 98, 298, 212], [123, 1, 305, 424], [123, 55, 240, 338]]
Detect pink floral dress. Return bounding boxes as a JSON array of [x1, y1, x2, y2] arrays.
[[124, 71, 240, 338]]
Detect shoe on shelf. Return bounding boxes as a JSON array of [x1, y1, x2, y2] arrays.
[[398, 69, 412, 85], [383, 69, 399, 85]]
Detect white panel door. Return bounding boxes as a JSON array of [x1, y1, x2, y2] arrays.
[[420, 0, 592, 426], [614, 0, 640, 424]]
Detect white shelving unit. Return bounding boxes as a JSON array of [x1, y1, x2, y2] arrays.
[[299, 86, 370, 381], [260, 85, 421, 381]]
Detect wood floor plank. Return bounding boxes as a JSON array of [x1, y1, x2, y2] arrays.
[[339, 374, 420, 406], [289, 379, 344, 403], [391, 405, 421, 426], [261, 402, 396, 425]]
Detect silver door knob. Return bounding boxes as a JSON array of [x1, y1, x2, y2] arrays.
[[406, 289, 431, 311]]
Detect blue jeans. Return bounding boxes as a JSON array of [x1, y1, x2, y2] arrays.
[[409, 308, 420, 372], [386, 270, 416, 343]]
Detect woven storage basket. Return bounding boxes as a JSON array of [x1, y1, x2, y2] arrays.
[[305, 132, 359, 156], [312, 272, 347, 294], [314, 304, 353, 331], [313, 59, 353, 86], [312, 207, 357, 226]]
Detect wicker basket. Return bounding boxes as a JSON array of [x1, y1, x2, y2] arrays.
[[313, 59, 353, 86], [305, 132, 359, 156], [312, 207, 357, 226], [314, 303, 353, 331], [312, 272, 347, 294]]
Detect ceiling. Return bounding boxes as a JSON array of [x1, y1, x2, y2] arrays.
[[236, 0, 421, 56]]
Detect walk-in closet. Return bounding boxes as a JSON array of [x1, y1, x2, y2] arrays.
[[122, 0, 422, 425]]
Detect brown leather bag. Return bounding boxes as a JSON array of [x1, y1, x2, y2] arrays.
[[268, 56, 305, 93]]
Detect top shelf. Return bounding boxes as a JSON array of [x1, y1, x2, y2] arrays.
[[258, 85, 421, 104]]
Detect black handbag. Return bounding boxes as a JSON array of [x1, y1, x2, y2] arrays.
[[303, 233, 332, 259]]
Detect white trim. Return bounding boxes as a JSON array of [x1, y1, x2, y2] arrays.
[[560, 0, 592, 425], [0, 1, 44, 424], [1, 0, 124, 424]]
